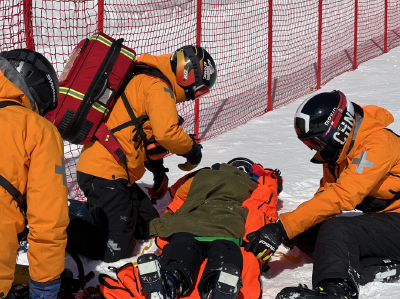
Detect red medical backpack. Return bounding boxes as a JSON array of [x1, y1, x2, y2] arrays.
[[47, 32, 136, 145]]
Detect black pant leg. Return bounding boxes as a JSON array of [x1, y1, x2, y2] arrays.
[[159, 233, 205, 292], [198, 240, 243, 295], [77, 171, 138, 262], [312, 212, 400, 288], [131, 184, 159, 239], [292, 223, 322, 259]]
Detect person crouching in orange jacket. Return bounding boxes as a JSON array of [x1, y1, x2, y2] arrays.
[[75, 45, 217, 263], [99, 157, 284, 299], [244, 90, 400, 299], [0, 49, 69, 298]]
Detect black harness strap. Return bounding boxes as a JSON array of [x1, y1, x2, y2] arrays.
[[0, 174, 26, 210], [134, 65, 172, 89], [104, 66, 174, 184], [0, 100, 24, 109], [111, 66, 173, 146], [119, 92, 150, 146]]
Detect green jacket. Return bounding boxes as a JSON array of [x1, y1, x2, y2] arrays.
[[149, 164, 258, 239]]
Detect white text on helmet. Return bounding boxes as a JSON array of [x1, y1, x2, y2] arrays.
[[324, 107, 336, 126], [46, 74, 56, 102], [203, 59, 214, 81], [333, 111, 354, 145]]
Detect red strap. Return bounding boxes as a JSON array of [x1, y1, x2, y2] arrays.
[[251, 164, 265, 177], [95, 122, 127, 161]]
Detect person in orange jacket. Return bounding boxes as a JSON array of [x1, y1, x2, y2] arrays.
[[0, 49, 69, 298], [244, 90, 400, 299], [98, 157, 283, 299], [75, 45, 217, 263]]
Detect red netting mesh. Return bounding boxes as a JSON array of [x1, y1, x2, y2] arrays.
[[1, 0, 399, 200]]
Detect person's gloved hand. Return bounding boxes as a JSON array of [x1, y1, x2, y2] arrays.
[[29, 277, 62, 299], [178, 135, 202, 171], [178, 160, 199, 171], [144, 159, 169, 202], [244, 221, 288, 261], [150, 173, 169, 200]]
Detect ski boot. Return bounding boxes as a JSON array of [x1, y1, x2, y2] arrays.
[[137, 253, 182, 299], [5, 284, 29, 299], [360, 258, 400, 285], [202, 264, 242, 299], [275, 280, 358, 299]]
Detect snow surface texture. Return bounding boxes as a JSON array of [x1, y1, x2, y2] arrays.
[[17, 47, 400, 298]]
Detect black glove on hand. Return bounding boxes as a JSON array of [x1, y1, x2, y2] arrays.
[[178, 134, 203, 171], [244, 222, 288, 261]]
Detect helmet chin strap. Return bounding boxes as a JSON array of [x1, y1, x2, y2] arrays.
[[320, 143, 342, 163]]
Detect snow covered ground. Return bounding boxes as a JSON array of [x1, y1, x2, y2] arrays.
[[18, 46, 400, 298]]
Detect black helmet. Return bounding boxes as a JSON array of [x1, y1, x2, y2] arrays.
[[294, 90, 355, 161], [1, 49, 59, 116], [170, 45, 217, 101], [227, 157, 256, 174]]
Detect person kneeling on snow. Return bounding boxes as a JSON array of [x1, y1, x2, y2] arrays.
[[0, 50, 69, 298], [75, 45, 217, 263], [245, 91, 400, 299], [99, 158, 284, 299]]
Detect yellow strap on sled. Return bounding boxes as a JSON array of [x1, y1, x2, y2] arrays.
[[131, 238, 154, 266]]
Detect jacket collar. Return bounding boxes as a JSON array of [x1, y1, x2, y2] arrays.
[[134, 53, 187, 103], [0, 57, 38, 112]]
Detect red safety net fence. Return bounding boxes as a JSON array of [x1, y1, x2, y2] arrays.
[[1, 0, 399, 200]]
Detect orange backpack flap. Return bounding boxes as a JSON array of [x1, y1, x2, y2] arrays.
[[99, 263, 145, 299], [47, 32, 136, 145]]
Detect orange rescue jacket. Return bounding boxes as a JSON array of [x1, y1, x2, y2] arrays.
[[280, 104, 400, 239], [0, 57, 69, 286], [77, 53, 193, 183]]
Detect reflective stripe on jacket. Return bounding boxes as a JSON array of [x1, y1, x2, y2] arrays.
[[77, 53, 193, 183], [0, 58, 69, 285], [280, 104, 400, 239]]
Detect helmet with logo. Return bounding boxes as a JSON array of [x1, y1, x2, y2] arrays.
[[170, 45, 217, 101], [294, 90, 355, 161], [227, 157, 256, 174], [1, 49, 59, 116]]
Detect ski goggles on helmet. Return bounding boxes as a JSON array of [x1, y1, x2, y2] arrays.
[[185, 83, 210, 101], [299, 134, 329, 151], [227, 157, 265, 182]]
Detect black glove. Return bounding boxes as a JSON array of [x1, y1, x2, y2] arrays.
[[178, 134, 202, 171], [244, 222, 288, 261], [144, 159, 169, 201]]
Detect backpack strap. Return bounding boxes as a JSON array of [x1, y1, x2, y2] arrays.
[[0, 174, 26, 212], [111, 65, 173, 145], [134, 65, 173, 90], [0, 100, 24, 109], [99, 67, 173, 185], [116, 92, 150, 146], [61, 246, 95, 294]]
